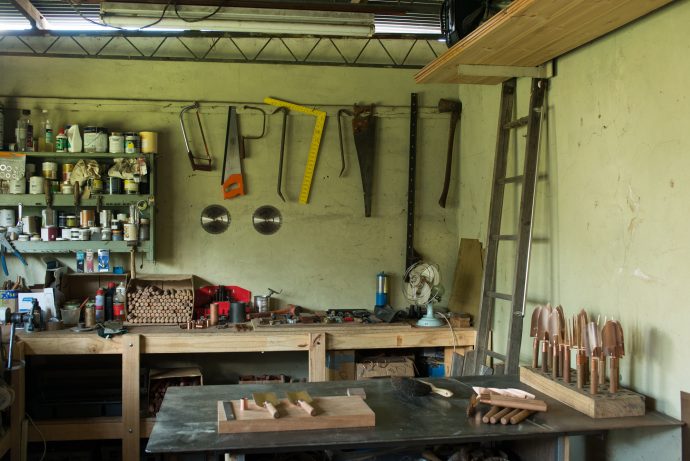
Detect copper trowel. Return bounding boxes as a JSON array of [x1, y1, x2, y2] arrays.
[[530, 305, 543, 368], [253, 392, 280, 418], [286, 391, 316, 416]]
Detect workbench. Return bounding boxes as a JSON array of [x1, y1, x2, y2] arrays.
[[15, 323, 475, 460], [146, 376, 680, 461]]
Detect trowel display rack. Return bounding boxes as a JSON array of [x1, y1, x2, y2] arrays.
[[0, 151, 156, 261]]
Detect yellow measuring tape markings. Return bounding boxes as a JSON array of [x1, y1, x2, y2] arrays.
[[264, 97, 327, 205]]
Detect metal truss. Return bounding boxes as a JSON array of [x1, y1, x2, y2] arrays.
[[0, 32, 446, 68]]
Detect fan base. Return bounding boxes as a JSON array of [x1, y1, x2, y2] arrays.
[[416, 307, 444, 327]]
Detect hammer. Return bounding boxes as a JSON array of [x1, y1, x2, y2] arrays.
[[437, 99, 462, 208]]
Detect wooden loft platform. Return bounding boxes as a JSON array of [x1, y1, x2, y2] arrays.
[[414, 0, 674, 85]]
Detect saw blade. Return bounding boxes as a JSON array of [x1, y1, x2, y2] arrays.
[[252, 205, 282, 235], [200, 205, 230, 234]]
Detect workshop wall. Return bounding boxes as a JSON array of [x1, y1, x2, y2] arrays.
[[456, 2, 688, 458], [0, 56, 461, 310]]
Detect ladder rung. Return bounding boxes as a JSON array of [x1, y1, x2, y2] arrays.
[[486, 351, 506, 360], [485, 291, 513, 301], [497, 175, 524, 185], [490, 234, 517, 241], [503, 116, 529, 129]]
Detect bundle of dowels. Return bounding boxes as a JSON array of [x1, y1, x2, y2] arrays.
[[126, 286, 194, 324], [468, 387, 547, 425], [529, 304, 625, 395]]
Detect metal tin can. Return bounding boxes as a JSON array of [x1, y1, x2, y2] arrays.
[[65, 214, 78, 227], [30, 235, 40, 241], [99, 210, 112, 228], [29, 176, 45, 194], [41, 208, 57, 227], [90, 226, 101, 241], [107, 176, 122, 194], [8, 179, 25, 194], [112, 229, 123, 241], [109, 132, 124, 154], [18, 234, 29, 242], [0, 209, 15, 227], [60, 181, 73, 194], [140, 131, 158, 154], [124, 179, 138, 195], [41, 226, 58, 241], [80, 209, 95, 228], [70, 228, 81, 240], [83, 126, 108, 153], [124, 132, 140, 154], [116, 213, 127, 223], [62, 163, 74, 182], [139, 218, 150, 241], [101, 228, 112, 241], [42, 161, 58, 180], [123, 223, 137, 241], [90, 178, 103, 194], [23, 216, 40, 234], [61, 227, 71, 239], [78, 228, 91, 241]]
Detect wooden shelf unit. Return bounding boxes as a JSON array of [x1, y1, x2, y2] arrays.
[[415, 0, 673, 85], [17, 325, 475, 460]]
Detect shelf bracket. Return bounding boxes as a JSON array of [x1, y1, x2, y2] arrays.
[[457, 61, 553, 81]]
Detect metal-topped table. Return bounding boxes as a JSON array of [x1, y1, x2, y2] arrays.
[[146, 375, 679, 459]]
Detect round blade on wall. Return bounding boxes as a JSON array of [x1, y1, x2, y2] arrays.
[[201, 205, 230, 234], [252, 205, 282, 235]]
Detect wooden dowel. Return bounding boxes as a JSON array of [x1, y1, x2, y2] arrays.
[[479, 395, 547, 412], [490, 407, 512, 424], [501, 408, 522, 425], [482, 406, 501, 424], [590, 357, 599, 395], [510, 409, 535, 425]]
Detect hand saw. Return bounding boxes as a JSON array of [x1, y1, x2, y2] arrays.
[[222, 106, 245, 199]]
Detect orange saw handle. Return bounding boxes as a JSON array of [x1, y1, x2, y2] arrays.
[[223, 173, 245, 199]]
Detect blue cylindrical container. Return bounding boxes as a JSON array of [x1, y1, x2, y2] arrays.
[[375, 272, 388, 307]]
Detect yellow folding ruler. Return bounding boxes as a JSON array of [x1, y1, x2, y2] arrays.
[[264, 97, 327, 204]]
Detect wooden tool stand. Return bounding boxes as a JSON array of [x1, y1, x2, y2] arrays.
[[218, 396, 375, 433], [520, 366, 645, 418]]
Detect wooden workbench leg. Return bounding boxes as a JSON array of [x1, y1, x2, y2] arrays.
[[122, 334, 141, 461], [308, 333, 327, 382], [10, 341, 25, 461]]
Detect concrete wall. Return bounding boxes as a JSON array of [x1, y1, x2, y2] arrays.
[[0, 57, 460, 309], [455, 1, 689, 458]]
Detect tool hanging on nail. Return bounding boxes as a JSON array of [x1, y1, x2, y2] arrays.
[[437, 98, 462, 208], [406, 93, 422, 271], [271, 107, 289, 202], [338, 105, 377, 217], [222, 106, 245, 199], [240, 106, 267, 159], [264, 97, 326, 205], [180, 102, 213, 171]]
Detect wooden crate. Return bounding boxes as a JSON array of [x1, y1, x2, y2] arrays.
[[520, 366, 645, 418]]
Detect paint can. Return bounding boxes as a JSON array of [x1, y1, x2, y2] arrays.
[[209, 303, 219, 326], [29, 176, 45, 194], [41, 162, 58, 180], [109, 132, 124, 154], [41, 208, 57, 227], [90, 178, 104, 194], [84, 307, 96, 327], [61, 228, 71, 240], [62, 163, 74, 182], [80, 209, 95, 228], [83, 126, 108, 153], [107, 176, 122, 194], [8, 179, 25, 194], [65, 214, 78, 228], [99, 210, 112, 228], [0, 209, 15, 227], [90, 227, 101, 241], [140, 131, 158, 154], [101, 228, 112, 241], [125, 132, 141, 154], [112, 229, 123, 241], [116, 213, 127, 223], [60, 181, 73, 194], [78, 228, 90, 241], [230, 302, 246, 324], [139, 218, 150, 241], [70, 228, 81, 240], [123, 223, 137, 242], [124, 179, 138, 195]]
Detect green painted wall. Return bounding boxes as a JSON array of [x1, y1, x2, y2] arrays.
[[0, 57, 461, 310], [455, 1, 688, 458]]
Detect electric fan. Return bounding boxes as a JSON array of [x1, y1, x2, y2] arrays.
[[402, 261, 445, 327]]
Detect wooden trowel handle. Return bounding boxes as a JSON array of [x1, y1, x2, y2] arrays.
[[418, 380, 453, 397], [264, 402, 280, 419], [298, 400, 316, 416]]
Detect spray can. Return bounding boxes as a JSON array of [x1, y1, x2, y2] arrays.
[[376, 272, 389, 307], [95, 288, 105, 322]]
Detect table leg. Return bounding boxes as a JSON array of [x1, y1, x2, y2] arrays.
[[308, 333, 327, 382], [122, 334, 141, 461]]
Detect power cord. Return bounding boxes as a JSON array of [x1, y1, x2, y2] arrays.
[[25, 413, 46, 461]]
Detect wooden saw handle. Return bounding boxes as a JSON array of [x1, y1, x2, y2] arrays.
[[298, 400, 316, 416], [264, 401, 279, 419]]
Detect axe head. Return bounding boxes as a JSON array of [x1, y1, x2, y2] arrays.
[[438, 98, 462, 114]]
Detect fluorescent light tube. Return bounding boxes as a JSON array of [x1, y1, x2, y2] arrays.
[[101, 2, 375, 36]]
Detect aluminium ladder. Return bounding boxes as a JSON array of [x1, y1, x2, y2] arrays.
[[471, 77, 548, 376]]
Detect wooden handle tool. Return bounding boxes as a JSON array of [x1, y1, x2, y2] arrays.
[[417, 380, 453, 397], [264, 401, 279, 418], [610, 356, 619, 393], [590, 357, 599, 395]]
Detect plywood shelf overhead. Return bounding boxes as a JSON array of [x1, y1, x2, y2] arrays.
[[415, 0, 673, 85]]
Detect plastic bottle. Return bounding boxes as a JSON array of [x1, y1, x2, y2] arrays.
[[67, 124, 82, 153], [95, 288, 105, 323], [38, 109, 54, 152], [55, 128, 68, 153], [113, 282, 126, 321], [16, 110, 30, 151]]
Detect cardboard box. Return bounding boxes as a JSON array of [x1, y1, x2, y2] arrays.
[[148, 367, 203, 416], [18, 288, 57, 319], [327, 350, 355, 381], [61, 272, 129, 302], [356, 355, 415, 380]]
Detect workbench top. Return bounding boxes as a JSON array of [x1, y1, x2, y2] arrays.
[[146, 376, 679, 455]]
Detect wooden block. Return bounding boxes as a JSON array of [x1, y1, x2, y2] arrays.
[[218, 396, 375, 433], [520, 366, 644, 418], [447, 238, 483, 317]]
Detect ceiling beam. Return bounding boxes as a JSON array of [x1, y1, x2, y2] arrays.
[[9, 0, 50, 30]]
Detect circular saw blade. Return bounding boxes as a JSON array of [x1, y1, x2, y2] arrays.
[[200, 205, 230, 234], [252, 205, 282, 235]]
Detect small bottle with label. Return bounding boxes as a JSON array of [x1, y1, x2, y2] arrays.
[[113, 282, 126, 321], [95, 288, 105, 323], [55, 128, 68, 153]]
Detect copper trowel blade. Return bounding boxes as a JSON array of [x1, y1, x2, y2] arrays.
[[286, 391, 312, 404], [530, 305, 542, 337], [548, 312, 561, 345], [537, 304, 552, 341], [615, 320, 625, 356], [602, 321, 617, 356], [253, 392, 279, 406]]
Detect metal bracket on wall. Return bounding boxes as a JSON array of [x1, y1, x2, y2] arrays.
[[457, 61, 554, 80]]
